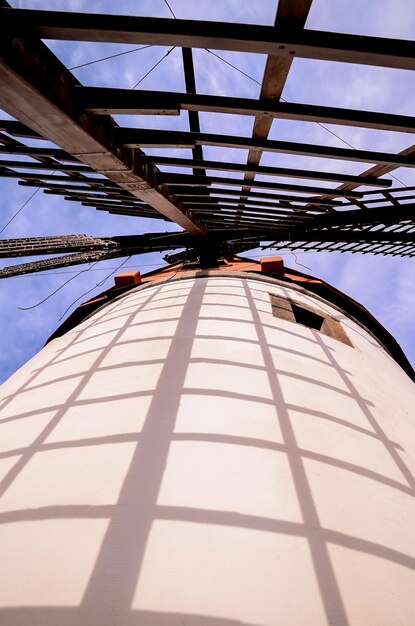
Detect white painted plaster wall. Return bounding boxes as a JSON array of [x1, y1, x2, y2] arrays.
[[0, 274, 414, 626]]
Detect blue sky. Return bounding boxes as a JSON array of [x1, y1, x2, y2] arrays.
[[1, 0, 415, 382]]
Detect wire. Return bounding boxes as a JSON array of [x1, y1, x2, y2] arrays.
[[58, 255, 132, 320], [1, 167, 60, 234], [131, 47, 175, 89], [204, 50, 355, 147], [289, 250, 312, 270], [205, 49, 261, 86], [69, 45, 154, 71], [155, 260, 185, 286], [17, 258, 105, 311], [203, 49, 407, 187], [0, 187, 41, 234], [163, 0, 177, 18]]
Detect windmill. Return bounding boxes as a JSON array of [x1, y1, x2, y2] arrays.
[[1, 2, 415, 625]]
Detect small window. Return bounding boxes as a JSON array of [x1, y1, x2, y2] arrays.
[[292, 304, 324, 331], [269, 294, 353, 347]]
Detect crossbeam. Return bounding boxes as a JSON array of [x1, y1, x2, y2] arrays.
[[76, 88, 415, 134], [146, 156, 391, 187], [159, 174, 364, 198], [116, 129, 415, 169], [174, 187, 343, 206], [2, 9, 415, 70]]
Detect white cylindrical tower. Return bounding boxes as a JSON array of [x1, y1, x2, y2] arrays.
[[1, 260, 414, 626]]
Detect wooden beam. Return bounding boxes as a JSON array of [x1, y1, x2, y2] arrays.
[[2, 9, 415, 70], [192, 205, 315, 218], [0, 159, 93, 172], [18, 180, 132, 193], [334, 144, 415, 193], [245, 0, 313, 176], [0, 145, 79, 160], [159, 173, 364, 198], [76, 87, 415, 134], [185, 199, 327, 213], [116, 128, 415, 169], [181, 47, 205, 174], [0, 172, 111, 182], [0, 20, 206, 236], [175, 187, 342, 206], [145, 156, 392, 187], [0, 119, 41, 138]]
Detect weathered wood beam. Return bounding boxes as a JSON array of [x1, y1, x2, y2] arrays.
[[18, 180, 133, 193], [0, 145, 77, 160], [0, 159, 94, 172], [159, 173, 364, 198], [203, 218, 301, 230], [0, 119, 42, 138], [76, 87, 415, 134], [333, 144, 415, 193], [185, 199, 326, 213], [145, 156, 391, 186], [0, 172, 114, 182], [0, 21, 205, 235], [175, 187, 342, 206], [117, 128, 415, 169], [244, 0, 312, 180], [204, 219, 291, 231], [181, 48, 205, 174], [2, 9, 415, 70], [192, 205, 314, 218]]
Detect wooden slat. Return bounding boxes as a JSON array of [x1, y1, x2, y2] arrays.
[[2, 9, 415, 70], [0, 145, 78, 160], [0, 159, 93, 172], [76, 87, 415, 134], [159, 173, 364, 197], [186, 200, 325, 213], [238, 0, 312, 225], [175, 187, 342, 206], [274, 230, 415, 243], [116, 128, 415, 169], [146, 156, 391, 186], [181, 48, 205, 174], [301, 202, 415, 229], [334, 144, 415, 193], [245, 0, 313, 171]]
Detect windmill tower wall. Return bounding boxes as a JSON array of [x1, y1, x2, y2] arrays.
[[0, 270, 415, 626]]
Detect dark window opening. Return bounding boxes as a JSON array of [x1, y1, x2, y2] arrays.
[[269, 293, 353, 347], [292, 304, 324, 331]]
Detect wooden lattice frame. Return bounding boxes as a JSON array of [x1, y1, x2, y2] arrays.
[[1, 0, 415, 276]]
